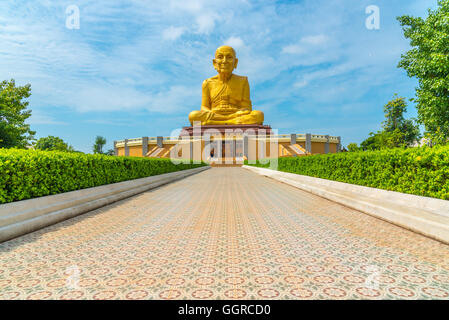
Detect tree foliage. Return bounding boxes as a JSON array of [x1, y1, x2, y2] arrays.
[[0, 79, 35, 148], [359, 95, 420, 150], [34, 135, 75, 152], [347, 143, 360, 152], [397, 0, 449, 144], [93, 135, 107, 154]]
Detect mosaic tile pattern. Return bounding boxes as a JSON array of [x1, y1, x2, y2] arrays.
[[1, 167, 449, 300]]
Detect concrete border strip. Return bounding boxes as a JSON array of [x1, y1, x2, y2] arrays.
[[0, 166, 210, 243], [243, 165, 449, 244]]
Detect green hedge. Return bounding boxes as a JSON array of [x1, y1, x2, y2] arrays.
[[0, 148, 207, 204], [245, 146, 449, 200]]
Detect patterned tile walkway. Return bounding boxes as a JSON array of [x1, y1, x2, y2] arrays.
[[1, 168, 449, 300]]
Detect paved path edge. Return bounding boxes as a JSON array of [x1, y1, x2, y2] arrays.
[[243, 165, 449, 244], [0, 166, 211, 243]]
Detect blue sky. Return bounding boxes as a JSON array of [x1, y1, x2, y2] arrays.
[[0, 0, 438, 153]]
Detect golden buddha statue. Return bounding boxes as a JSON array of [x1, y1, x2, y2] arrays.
[[188, 45, 264, 125]]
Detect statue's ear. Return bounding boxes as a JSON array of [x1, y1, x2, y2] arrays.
[[234, 58, 238, 69]]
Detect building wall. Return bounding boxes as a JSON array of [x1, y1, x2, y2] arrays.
[[117, 140, 339, 159], [159, 145, 175, 158], [311, 142, 325, 154], [129, 146, 142, 157]]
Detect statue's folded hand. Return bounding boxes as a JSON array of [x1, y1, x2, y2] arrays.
[[231, 110, 251, 118]]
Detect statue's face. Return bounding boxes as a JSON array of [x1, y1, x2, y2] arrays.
[[213, 47, 238, 74]]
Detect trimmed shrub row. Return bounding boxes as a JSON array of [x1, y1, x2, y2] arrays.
[[245, 146, 449, 200], [0, 149, 206, 204]]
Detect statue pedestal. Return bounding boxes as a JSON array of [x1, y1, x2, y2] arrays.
[[179, 124, 273, 166], [180, 124, 273, 137]]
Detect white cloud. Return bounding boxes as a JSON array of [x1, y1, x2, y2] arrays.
[[301, 35, 328, 45], [84, 119, 137, 127], [282, 34, 329, 56], [28, 111, 67, 125], [296, 62, 355, 86], [71, 85, 152, 112], [282, 44, 305, 54], [294, 80, 308, 88], [0, 0, 427, 128], [195, 13, 217, 34], [146, 85, 198, 114], [162, 26, 185, 40], [169, 0, 203, 13], [167, 0, 224, 34], [224, 36, 245, 49]]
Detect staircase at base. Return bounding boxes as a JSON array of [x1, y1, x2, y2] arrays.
[[209, 157, 244, 167], [210, 163, 243, 167]]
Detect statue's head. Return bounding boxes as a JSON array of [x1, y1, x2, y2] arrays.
[[213, 45, 238, 75]]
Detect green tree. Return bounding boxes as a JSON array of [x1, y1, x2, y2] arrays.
[[347, 143, 360, 152], [34, 135, 75, 152], [360, 134, 379, 151], [0, 79, 35, 148], [397, 0, 449, 144], [105, 149, 115, 156], [360, 95, 420, 150], [381, 95, 421, 147], [93, 135, 107, 154], [382, 95, 408, 132]]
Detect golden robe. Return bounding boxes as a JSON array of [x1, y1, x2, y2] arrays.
[[188, 74, 264, 125]]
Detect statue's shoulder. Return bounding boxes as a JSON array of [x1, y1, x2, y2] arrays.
[[232, 74, 248, 81], [204, 75, 219, 82], [203, 75, 219, 87], [231, 74, 249, 87]]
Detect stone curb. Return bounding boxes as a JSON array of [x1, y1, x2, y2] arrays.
[[243, 165, 449, 244], [0, 166, 210, 243]]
